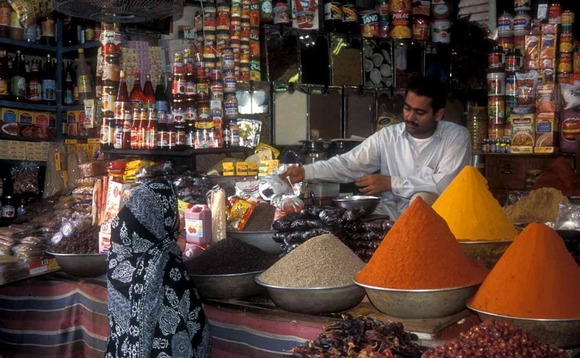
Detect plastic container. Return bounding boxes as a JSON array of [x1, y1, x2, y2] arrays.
[[185, 204, 213, 245]]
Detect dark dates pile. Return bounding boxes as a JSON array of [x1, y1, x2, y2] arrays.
[[272, 206, 393, 261], [290, 314, 426, 357], [422, 320, 568, 358]]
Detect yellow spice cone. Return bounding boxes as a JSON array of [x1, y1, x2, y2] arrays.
[[432, 166, 518, 241]]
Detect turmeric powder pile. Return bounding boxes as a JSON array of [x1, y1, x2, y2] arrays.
[[432, 166, 518, 242], [355, 198, 488, 290], [469, 223, 580, 319]]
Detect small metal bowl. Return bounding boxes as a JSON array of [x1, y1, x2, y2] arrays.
[[458, 240, 512, 270], [46, 252, 107, 277], [355, 279, 480, 319], [190, 271, 265, 299], [226, 230, 281, 255], [467, 303, 580, 348], [333, 195, 380, 214], [255, 277, 366, 315]]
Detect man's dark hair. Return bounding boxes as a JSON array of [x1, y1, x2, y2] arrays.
[[405, 74, 448, 112]]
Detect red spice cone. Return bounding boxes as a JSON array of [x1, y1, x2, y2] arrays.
[[354, 197, 488, 289], [468, 223, 580, 319]]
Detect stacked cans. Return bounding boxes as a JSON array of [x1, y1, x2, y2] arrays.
[[99, 22, 122, 149], [487, 45, 506, 139], [557, 10, 574, 81]]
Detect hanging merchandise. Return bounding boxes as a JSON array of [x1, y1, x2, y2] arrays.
[[390, 11, 410, 39], [431, 18, 451, 43], [412, 16, 429, 41], [273, 0, 291, 24], [431, 0, 452, 19], [341, 0, 359, 35], [323, 0, 343, 32], [359, 10, 379, 38]]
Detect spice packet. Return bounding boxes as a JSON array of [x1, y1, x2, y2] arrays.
[[238, 118, 262, 148], [514, 71, 538, 113]]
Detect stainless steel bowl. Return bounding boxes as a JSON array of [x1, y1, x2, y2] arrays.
[[333, 195, 380, 214], [46, 252, 107, 277], [468, 303, 580, 348], [458, 240, 512, 270], [255, 278, 366, 315], [190, 271, 265, 299], [226, 230, 281, 255], [355, 280, 480, 319]]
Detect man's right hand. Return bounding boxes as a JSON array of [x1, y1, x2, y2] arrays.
[[280, 166, 306, 184]]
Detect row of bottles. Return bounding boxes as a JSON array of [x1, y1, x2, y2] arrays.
[[0, 48, 92, 105]]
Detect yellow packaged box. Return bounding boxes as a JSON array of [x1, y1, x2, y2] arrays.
[[247, 162, 258, 176], [222, 162, 235, 176], [534, 112, 557, 153], [510, 113, 535, 153], [235, 162, 248, 176]]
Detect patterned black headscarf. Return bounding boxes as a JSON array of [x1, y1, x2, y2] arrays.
[[106, 179, 211, 358]]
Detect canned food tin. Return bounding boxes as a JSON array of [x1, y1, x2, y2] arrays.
[[412, 16, 430, 41], [497, 11, 514, 38], [388, 0, 410, 13], [488, 124, 505, 139], [497, 37, 514, 50], [560, 32, 574, 53], [561, 10, 574, 24], [102, 54, 120, 86], [505, 73, 517, 97], [487, 72, 506, 96], [513, 10, 531, 37], [558, 53, 572, 73], [360, 10, 380, 38], [390, 11, 411, 39], [431, 18, 451, 43], [488, 96, 506, 124], [514, 35, 525, 50], [548, 3, 561, 24]]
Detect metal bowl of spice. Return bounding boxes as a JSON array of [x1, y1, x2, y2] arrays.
[[467, 304, 580, 348], [355, 280, 480, 319], [333, 196, 380, 214], [47, 252, 107, 277], [190, 271, 266, 300], [226, 230, 281, 255], [255, 278, 366, 315]]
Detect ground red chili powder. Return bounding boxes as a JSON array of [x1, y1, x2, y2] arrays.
[[468, 223, 580, 319], [354, 198, 488, 289]]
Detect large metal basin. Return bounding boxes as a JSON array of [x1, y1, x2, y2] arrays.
[[468, 303, 580, 348], [47, 252, 107, 277], [355, 279, 479, 319], [255, 277, 365, 315], [190, 271, 265, 299]]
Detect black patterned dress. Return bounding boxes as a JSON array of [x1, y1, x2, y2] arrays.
[[105, 179, 211, 358]]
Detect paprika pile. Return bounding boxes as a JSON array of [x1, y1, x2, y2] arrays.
[[355, 198, 488, 290]]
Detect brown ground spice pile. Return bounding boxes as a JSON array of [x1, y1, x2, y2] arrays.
[[503, 188, 568, 224]]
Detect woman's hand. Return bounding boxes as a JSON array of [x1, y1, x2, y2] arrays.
[[355, 174, 391, 195]]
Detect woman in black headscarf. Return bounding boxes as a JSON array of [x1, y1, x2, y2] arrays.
[[105, 179, 211, 358]]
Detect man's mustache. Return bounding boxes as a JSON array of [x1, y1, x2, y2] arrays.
[[404, 121, 418, 127]]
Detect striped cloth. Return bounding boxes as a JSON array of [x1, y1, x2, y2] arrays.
[[0, 274, 329, 358], [0, 274, 109, 358]]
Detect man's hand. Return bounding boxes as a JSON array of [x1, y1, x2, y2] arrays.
[[355, 174, 391, 195], [279, 166, 306, 184]]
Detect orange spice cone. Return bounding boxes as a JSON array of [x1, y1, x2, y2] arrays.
[[432, 165, 518, 242]]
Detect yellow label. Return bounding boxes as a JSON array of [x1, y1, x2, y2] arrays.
[[55, 152, 62, 171], [87, 138, 101, 144], [65, 139, 78, 144]]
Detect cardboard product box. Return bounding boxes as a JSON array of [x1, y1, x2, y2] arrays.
[[99, 221, 112, 254], [247, 161, 258, 176], [222, 162, 235, 176], [235, 162, 248, 176], [534, 112, 557, 153], [66, 110, 79, 137], [510, 113, 535, 153], [103, 180, 133, 223], [34, 112, 51, 139], [0, 108, 18, 136]]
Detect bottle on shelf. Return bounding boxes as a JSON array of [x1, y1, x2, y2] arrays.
[[27, 59, 42, 102], [11, 50, 26, 102], [130, 107, 141, 149], [40, 12, 56, 46], [63, 62, 75, 105], [62, 16, 77, 46], [155, 74, 169, 114], [41, 54, 56, 105], [129, 72, 144, 113], [72, 59, 79, 104], [94, 69, 103, 102], [138, 108, 147, 150], [142, 74, 155, 110], [165, 73, 173, 112], [324, 0, 343, 33], [157, 110, 169, 150], [145, 107, 158, 149], [341, 0, 359, 35], [0, 49, 8, 98], [76, 48, 94, 102], [115, 70, 131, 149]]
